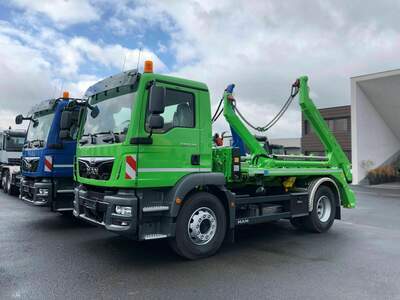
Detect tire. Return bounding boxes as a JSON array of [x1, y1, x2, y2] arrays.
[[169, 192, 227, 260], [2, 171, 9, 194], [8, 175, 18, 196], [304, 185, 336, 233], [6, 172, 18, 196]]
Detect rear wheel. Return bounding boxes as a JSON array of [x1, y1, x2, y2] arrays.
[[304, 185, 336, 233], [6, 172, 18, 196], [169, 192, 227, 260], [2, 171, 9, 194]]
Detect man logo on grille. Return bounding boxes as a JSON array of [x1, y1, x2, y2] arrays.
[[87, 166, 99, 177]]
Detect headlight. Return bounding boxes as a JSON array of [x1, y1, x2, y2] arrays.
[[38, 188, 49, 196], [115, 205, 132, 217]]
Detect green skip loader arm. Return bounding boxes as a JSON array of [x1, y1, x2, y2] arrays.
[[297, 76, 352, 183], [222, 77, 355, 208]]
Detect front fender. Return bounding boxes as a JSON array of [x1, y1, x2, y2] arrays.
[[168, 172, 226, 217]]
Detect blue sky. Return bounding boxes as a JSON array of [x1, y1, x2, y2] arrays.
[[0, 0, 399, 137]]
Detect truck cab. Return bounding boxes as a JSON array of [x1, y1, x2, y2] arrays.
[[17, 94, 82, 212], [74, 62, 355, 259], [0, 129, 26, 195]]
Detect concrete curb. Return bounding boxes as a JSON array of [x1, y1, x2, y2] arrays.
[[351, 184, 400, 198]]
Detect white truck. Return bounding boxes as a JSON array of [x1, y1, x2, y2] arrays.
[[0, 129, 26, 195]]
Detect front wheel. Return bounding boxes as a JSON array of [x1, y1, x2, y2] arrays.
[[169, 192, 227, 260]]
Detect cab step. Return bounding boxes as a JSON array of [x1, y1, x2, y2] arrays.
[[142, 206, 169, 213], [143, 234, 168, 240]]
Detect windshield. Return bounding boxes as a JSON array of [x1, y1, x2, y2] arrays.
[[82, 88, 135, 144], [5, 136, 25, 151], [26, 112, 54, 146]]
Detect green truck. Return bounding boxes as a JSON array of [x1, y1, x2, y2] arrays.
[[73, 61, 355, 259]]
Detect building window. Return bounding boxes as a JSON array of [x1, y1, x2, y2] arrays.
[[325, 118, 349, 132], [334, 118, 348, 131], [327, 119, 334, 131]]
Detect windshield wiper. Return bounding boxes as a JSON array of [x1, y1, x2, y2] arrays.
[[97, 131, 120, 143], [26, 139, 44, 148]]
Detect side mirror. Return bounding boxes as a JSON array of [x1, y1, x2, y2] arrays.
[[148, 114, 164, 129], [90, 105, 99, 118], [60, 111, 72, 129], [149, 86, 166, 114], [15, 114, 23, 124]]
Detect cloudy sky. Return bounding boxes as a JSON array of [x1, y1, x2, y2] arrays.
[[0, 0, 399, 137]]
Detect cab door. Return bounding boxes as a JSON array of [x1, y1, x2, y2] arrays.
[[137, 83, 201, 188]]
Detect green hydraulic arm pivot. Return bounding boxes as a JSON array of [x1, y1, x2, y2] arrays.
[[297, 76, 352, 183]]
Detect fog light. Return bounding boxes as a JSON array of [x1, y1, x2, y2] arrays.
[[38, 188, 48, 196], [115, 205, 132, 217]]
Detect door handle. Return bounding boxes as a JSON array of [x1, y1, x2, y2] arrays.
[[191, 154, 200, 165]]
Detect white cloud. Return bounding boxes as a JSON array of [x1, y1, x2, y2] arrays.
[[109, 0, 400, 138], [69, 37, 167, 72], [9, 0, 100, 27], [0, 31, 54, 114], [2, 0, 400, 140], [0, 20, 166, 129]]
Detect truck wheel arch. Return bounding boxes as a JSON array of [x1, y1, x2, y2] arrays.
[[168, 173, 230, 219], [308, 177, 341, 218]]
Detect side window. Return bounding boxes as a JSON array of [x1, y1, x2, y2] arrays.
[[70, 109, 81, 140], [149, 89, 195, 133], [61, 108, 81, 141]]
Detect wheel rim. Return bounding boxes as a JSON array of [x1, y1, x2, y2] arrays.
[[316, 195, 332, 223], [187, 207, 217, 246], [2, 175, 6, 189]]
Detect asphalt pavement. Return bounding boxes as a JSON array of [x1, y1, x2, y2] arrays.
[[1, 188, 400, 299]]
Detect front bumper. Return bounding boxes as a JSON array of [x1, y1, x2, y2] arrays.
[[73, 185, 138, 237], [20, 177, 74, 211], [20, 178, 52, 206]]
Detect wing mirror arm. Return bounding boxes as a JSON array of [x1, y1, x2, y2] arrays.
[[15, 114, 37, 125]]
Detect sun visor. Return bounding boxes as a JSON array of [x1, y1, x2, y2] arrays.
[[85, 69, 139, 97]]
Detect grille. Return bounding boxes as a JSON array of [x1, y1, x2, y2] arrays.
[[78, 157, 114, 180], [21, 157, 39, 172], [8, 158, 21, 165]]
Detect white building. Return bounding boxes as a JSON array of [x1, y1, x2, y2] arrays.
[[351, 69, 400, 184]]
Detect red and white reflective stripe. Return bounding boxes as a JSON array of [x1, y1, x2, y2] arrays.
[[125, 155, 137, 179], [44, 155, 52, 172]]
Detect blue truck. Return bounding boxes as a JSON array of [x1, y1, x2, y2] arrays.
[[15, 93, 84, 212]]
